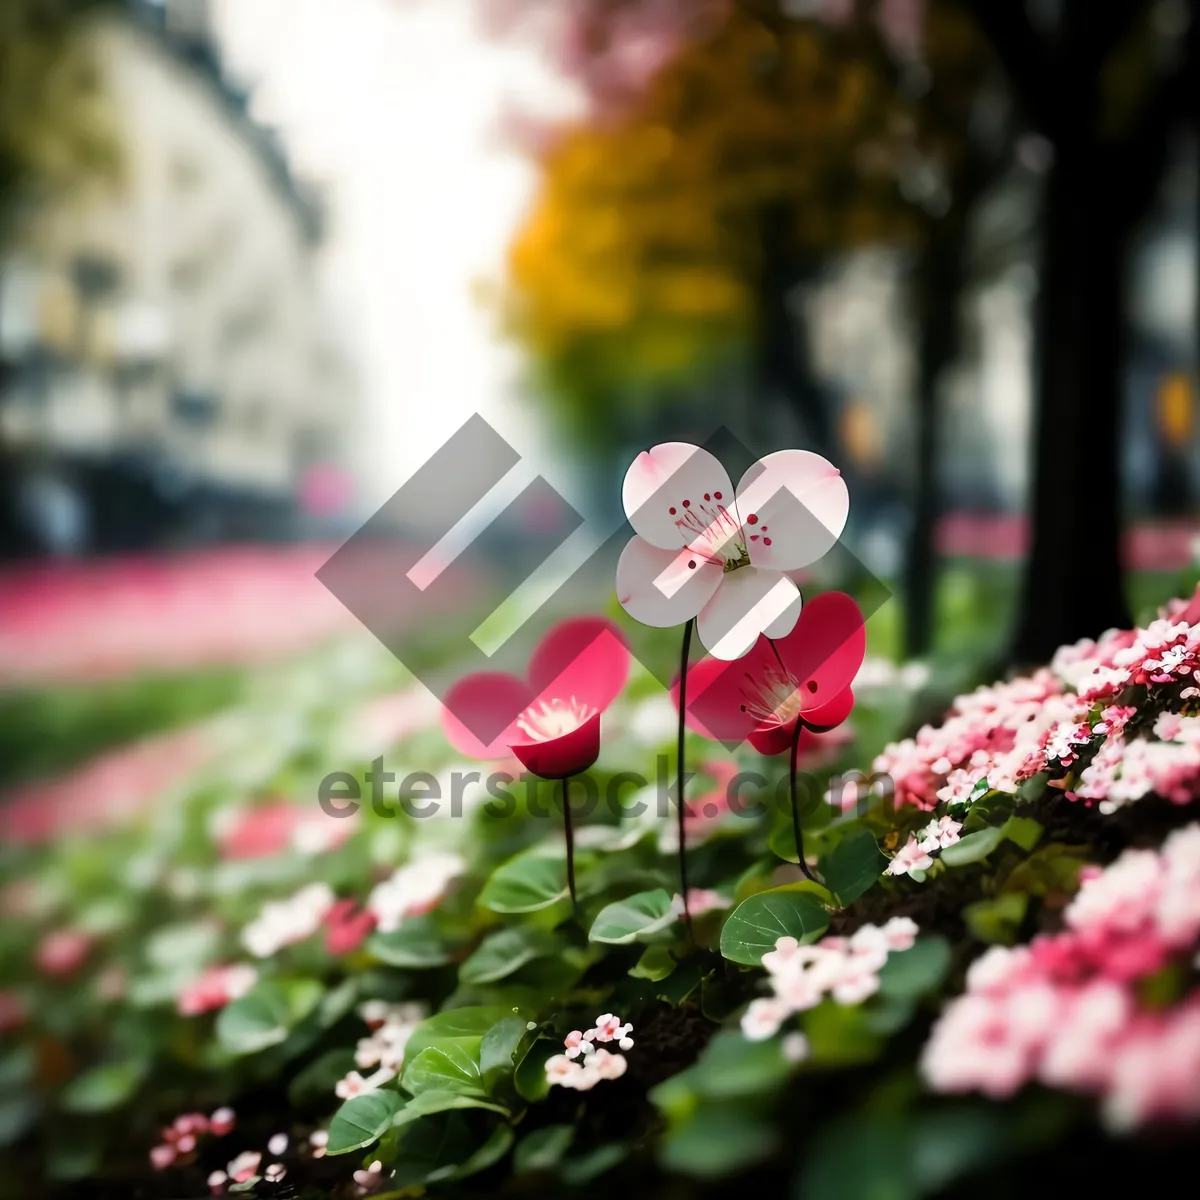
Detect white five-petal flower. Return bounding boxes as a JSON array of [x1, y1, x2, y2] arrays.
[[616, 443, 849, 659]]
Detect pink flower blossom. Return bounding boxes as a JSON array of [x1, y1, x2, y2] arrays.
[[226, 1150, 261, 1184], [675, 591, 865, 753], [323, 899, 377, 956], [367, 853, 464, 933], [885, 835, 934, 877], [35, 929, 91, 978], [209, 1107, 236, 1137], [617, 443, 849, 660], [671, 888, 729, 918], [149, 1144, 176, 1171], [923, 827, 1200, 1127], [443, 616, 629, 779], [177, 964, 257, 1017]]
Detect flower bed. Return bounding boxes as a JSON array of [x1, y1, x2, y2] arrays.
[[2, 445, 1197, 1197]]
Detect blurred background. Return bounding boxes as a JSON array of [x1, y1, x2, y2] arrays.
[[0, 0, 1197, 798]]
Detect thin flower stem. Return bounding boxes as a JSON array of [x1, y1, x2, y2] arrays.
[[561, 775, 577, 907], [789, 717, 820, 883], [676, 618, 694, 928]]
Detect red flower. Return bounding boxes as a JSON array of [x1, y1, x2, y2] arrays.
[[442, 616, 630, 779], [324, 899, 377, 956], [676, 592, 866, 754]]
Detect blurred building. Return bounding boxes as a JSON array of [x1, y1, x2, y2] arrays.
[[0, 0, 358, 556]]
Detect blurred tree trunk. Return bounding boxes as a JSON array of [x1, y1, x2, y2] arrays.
[[969, 0, 1190, 663], [757, 200, 836, 460], [904, 231, 966, 658], [1012, 146, 1133, 662]]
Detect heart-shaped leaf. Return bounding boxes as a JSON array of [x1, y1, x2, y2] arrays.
[[719, 889, 829, 966], [589, 889, 676, 945], [940, 826, 1006, 867], [368, 915, 453, 968], [216, 979, 323, 1055], [479, 855, 568, 914], [459, 926, 558, 984], [819, 828, 886, 906], [403, 1006, 514, 1065], [59, 1060, 147, 1113], [401, 1043, 483, 1096], [325, 1090, 406, 1155]]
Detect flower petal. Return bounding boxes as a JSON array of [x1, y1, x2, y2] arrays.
[[528, 616, 630, 713], [736, 450, 849, 571], [442, 672, 533, 758], [775, 592, 866, 708], [509, 711, 601, 779], [673, 651, 772, 743], [696, 568, 801, 661], [803, 684, 856, 730], [616, 536, 722, 628], [622, 443, 736, 551]]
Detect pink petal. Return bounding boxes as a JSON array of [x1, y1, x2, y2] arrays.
[[616, 536, 722, 629], [622, 443, 736, 551], [528, 616, 630, 713], [509, 711, 601, 779], [674, 652, 770, 744], [696, 568, 801, 661], [736, 450, 849, 571], [442, 672, 533, 758], [775, 592, 866, 706], [748, 721, 826, 757], [803, 685, 856, 730]]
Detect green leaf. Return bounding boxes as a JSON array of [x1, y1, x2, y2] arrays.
[[401, 1043, 483, 1096], [368, 915, 452, 968], [939, 826, 1006, 867], [479, 1016, 529, 1091], [629, 943, 678, 981], [798, 1117, 915, 1200], [460, 926, 558, 984], [877, 937, 952, 1000], [326, 1090, 406, 1155], [0, 1095, 38, 1147], [559, 1142, 629, 1185], [802, 1001, 884, 1065], [963, 893, 1028, 945], [513, 1038, 553, 1102], [819, 828, 886, 906], [391, 1089, 509, 1129], [651, 1030, 790, 1115], [1003, 816, 1044, 852], [59, 1060, 147, 1113], [453, 1123, 514, 1179], [719, 889, 829, 965], [479, 855, 569, 913], [288, 1048, 357, 1109], [514, 1125, 575, 1174], [403, 1006, 514, 1065], [215, 979, 323, 1055], [660, 1104, 776, 1178], [589, 888, 676, 944]]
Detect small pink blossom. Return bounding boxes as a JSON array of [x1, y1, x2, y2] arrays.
[[35, 929, 91, 978], [226, 1150, 261, 1184], [885, 834, 934, 876], [207, 1169, 227, 1193], [308, 1129, 328, 1158], [209, 1107, 236, 1137], [177, 963, 257, 1017], [149, 1144, 176, 1171]]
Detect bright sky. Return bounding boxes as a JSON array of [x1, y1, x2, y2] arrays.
[[211, 0, 577, 510]]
